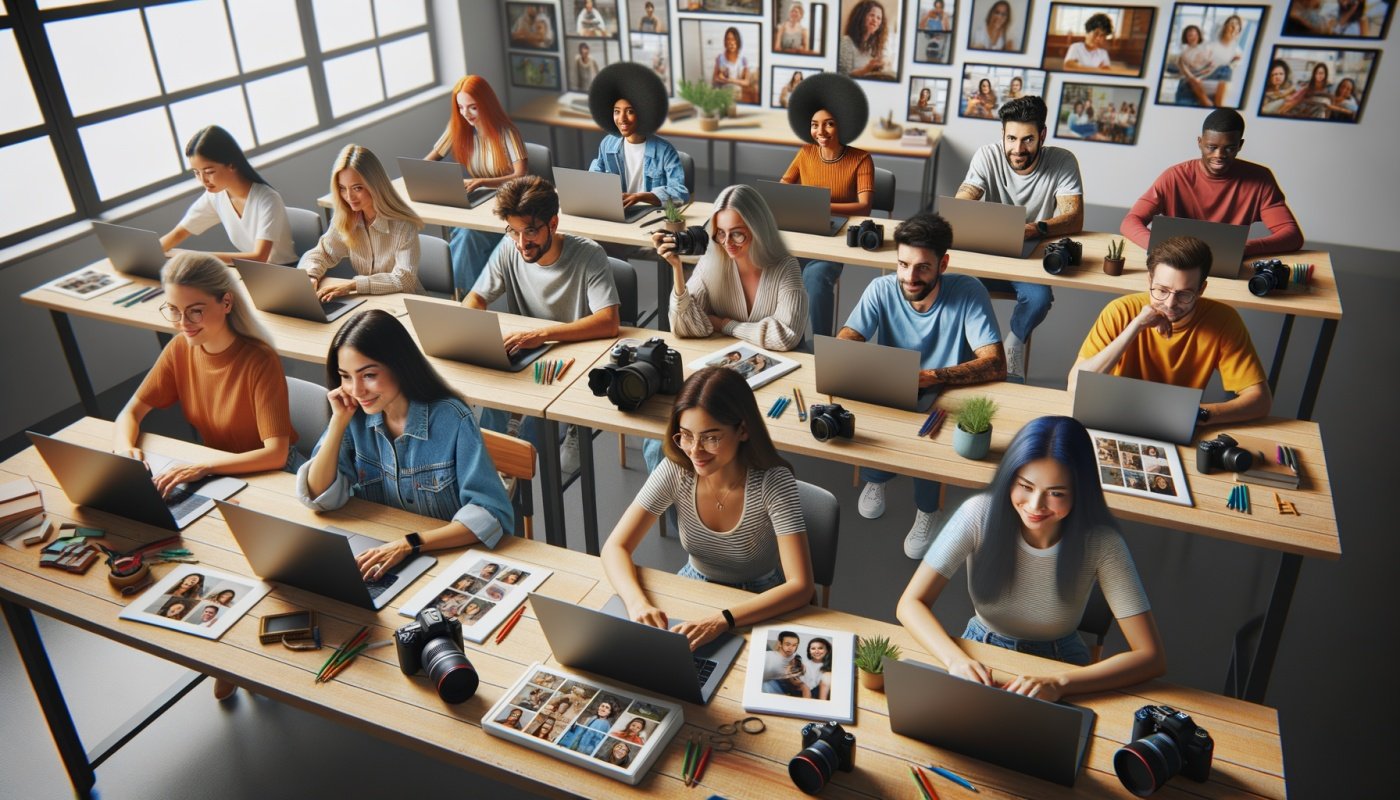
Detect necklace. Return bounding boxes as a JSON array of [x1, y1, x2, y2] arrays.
[[704, 474, 743, 510], [819, 145, 846, 164]]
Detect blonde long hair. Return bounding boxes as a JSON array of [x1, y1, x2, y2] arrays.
[[702, 184, 793, 273], [328, 144, 424, 245], [160, 252, 275, 349]]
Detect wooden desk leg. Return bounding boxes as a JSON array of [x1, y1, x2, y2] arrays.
[[1267, 314, 1295, 394], [538, 419, 568, 548], [579, 425, 599, 556], [50, 310, 99, 417], [1297, 318, 1337, 422]]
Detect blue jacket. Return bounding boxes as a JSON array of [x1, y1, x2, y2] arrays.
[[589, 134, 690, 206], [296, 397, 514, 547]]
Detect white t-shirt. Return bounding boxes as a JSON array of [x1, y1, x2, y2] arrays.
[[177, 182, 297, 265], [1065, 42, 1111, 69], [622, 139, 646, 194]]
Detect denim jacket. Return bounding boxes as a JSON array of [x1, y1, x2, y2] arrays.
[[296, 398, 514, 547], [588, 134, 690, 206]]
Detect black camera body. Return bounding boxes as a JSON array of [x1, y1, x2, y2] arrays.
[[789, 721, 856, 794], [1113, 705, 1214, 796], [395, 607, 479, 704], [1248, 258, 1290, 297], [1196, 433, 1253, 474], [808, 403, 855, 441], [666, 225, 709, 256], [845, 219, 884, 251], [588, 337, 684, 411], [1042, 237, 1083, 274]]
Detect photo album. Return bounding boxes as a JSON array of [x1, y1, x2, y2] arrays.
[[119, 565, 271, 640], [1088, 428, 1193, 507], [398, 550, 551, 644], [44, 268, 132, 300], [742, 624, 856, 723], [688, 343, 799, 391]]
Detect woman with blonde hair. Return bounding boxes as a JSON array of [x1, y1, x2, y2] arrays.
[[299, 144, 424, 300]]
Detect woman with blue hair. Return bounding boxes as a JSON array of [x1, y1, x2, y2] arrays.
[[896, 416, 1165, 701]]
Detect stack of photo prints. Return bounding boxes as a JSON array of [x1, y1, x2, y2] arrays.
[[689, 342, 800, 391], [119, 565, 271, 640], [398, 550, 552, 644], [742, 624, 856, 723], [484, 662, 682, 785], [1088, 428, 1192, 507]]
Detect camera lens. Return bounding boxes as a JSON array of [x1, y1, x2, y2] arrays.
[[1247, 272, 1277, 297], [1220, 447, 1253, 472], [789, 739, 839, 795], [1114, 733, 1183, 797], [421, 637, 478, 704], [1043, 250, 1067, 275], [612, 363, 660, 410], [673, 226, 709, 256], [810, 414, 835, 442]]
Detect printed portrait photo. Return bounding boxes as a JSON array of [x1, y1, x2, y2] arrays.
[[1042, 3, 1157, 78], [967, 0, 1030, 53], [908, 77, 951, 124], [1057, 83, 1145, 145], [556, 693, 631, 755], [572, 0, 619, 38], [458, 598, 496, 626], [1156, 5, 1266, 109], [914, 0, 958, 64], [611, 714, 653, 744], [1101, 465, 1125, 486], [513, 684, 551, 711], [699, 0, 763, 14], [530, 671, 561, 689], [628, 0, 669, 33], [1123, 470, 1148, 490], [449, 574, 486, 595], [1148, 474, 1177, 495], [837, 0, 904, 82], [630, 32, 672, 93], [1258, 45, 1377, 123], [150, 595, 195, 621], [594, 737, 637, 767], [1096, 437, 1121, 464], [506, 3, 558, 51], [202, 580, 247, 608], [483, 582, 508, 602], [760, 629, 836, 700], [510, 54, 562, 91], [773, 1, 827, 56], [559, 679, 600, 706], [959, 63, 1047, 119], [771, 66, 809, 108], [680, 19, 762, 105], [526, 710, 568, 742], [1283, 0, 1394, 38], [566, 38, 620, 93], [496, 706, 534, 731]]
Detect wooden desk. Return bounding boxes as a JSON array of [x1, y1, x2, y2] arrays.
[[2, 419, 1286, 799]]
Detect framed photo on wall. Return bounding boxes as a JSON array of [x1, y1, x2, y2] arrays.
[[908, 76, 952, 123], [771, 66, 811, 108], [773, 1, 827, 57], [565, 37, 620, 92], [967, 0, 1031, 53], [679, 19, 762, 105], [1258, 45, 1378, 123], [913, 0, 958, 65], [506, 3, 560, 51], [511, 53, 563, 91], [1156, 5, 1266, 110], [837, 0, 904, 82], [1055, 82, 1145, 144], [693, 0, 763, 14], [630, 32, 673, 93], [572, 0, 620, 38], [1043, 3, 1157, 78], [628, 0, 669, 33], [958, 63, 1047, 119], [1281, 0, 1394, 39]]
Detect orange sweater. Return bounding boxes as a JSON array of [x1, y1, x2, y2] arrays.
[[780, 145, 874, 203]]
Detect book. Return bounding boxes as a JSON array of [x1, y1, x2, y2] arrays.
[[1228, 433, 1302, 490], [742, 625, 856, 723], [397, 549, 552, 644], [118, 565, 271, 640], [43, 268, 132, 300], [0, 477, 38, 504], [1087, 428, 1193, 507], [0, 484, 43, 527], [688, 343, 800, 391]]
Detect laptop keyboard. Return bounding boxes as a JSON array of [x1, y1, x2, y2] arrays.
[[321, 299, 348, 314], [164, 486, 210, 519], [694, 656, 717, 686], [364, 573, 396, 599]]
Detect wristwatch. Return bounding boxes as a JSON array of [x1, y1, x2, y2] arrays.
[[405, 531, 423, 557], [1036, 220, 1050, 237], [1197, 407, 1211, 424], [721, 609, 736, 629]]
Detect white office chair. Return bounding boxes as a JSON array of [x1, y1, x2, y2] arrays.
[[287, 377, 330, 461], [417, 233, 454, 299], [286, 207, 324, 257]]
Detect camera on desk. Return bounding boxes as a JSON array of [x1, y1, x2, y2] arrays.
[[845, 220, 884, 251], [808, 403, 856, 442], [588, 337, 684, 411], [1113, 705, 1214, 796], [1247, 258, 1312, 297], [395, 607, 479, 704], [789, 721, 857, 795], [662, 225, 708, 256], [1042, 237, 1082, 274], [1196, 433, 1253, 474]]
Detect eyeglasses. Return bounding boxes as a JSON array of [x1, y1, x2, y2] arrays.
[[504, 224, 547, 241], [159, 303, 206, 324], [713, 229, 749, 246], [672, 429, 729, 453], [1149, 285, 1199, 305]]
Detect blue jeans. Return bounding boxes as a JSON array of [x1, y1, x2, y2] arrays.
[[801, 259, 844, 338], [980, 278, 1053, 341], [961, 617, 1092, 666], [479, 407, 543, 452], [678, 561, 785, 593], [859, 468, 942, 513], [449, 228, 503, 296]]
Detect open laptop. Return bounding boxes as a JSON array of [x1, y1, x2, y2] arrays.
[[937, 196, 1040, 259], [91, 221, 167, 279], [403, 298, 552, 372], [754, 181, 847, 236], [1148, 216, 1249, 279], [814, 335, 935, 412], [885, 659, 1096, 787], [1072, 371, 1203, 445], [532, 594, 743, 705], [397, 157, 497, 209], [27, 432, 245, 536], [233, 258, 365, 323], [217, 501, 433, 610], [553, 167, 655, 223]]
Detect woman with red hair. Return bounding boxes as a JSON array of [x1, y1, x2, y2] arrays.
[[425, 75, 530, 293]]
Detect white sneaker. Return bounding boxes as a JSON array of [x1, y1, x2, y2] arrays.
[[903, 510, 942, 560], [858, 481, 886, 519], [560, 426, 581, 475], [1005, 334, 1026, 382], [506, 417, 522, 438]]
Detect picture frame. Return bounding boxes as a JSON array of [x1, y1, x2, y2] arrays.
[[627, 0, 669, 34], [742, 625, 856, 723], [510, 53, 563, 91], [505, 2, 560, 51], [958, 63, 1048, 119], [119, 565, 271, 640], [688, 343, 800, 391], [1042, 3, 1158, 78], [1258, 44, 1379, 124], [773, 1, 827, 57], [679, 19, 763, 106], [913, 0, 958, 65], [43, 267, 132, 300], [629, 32, 673, 93], [1281, 0, 1394, 39], [571, 0, 620, 39], [398, 550, 553, 643], [1055, 82, 1146, 145], [1155, 4, 1267, 109], [688, 0, 764, 15], [564, 37, 621, 92], [1088, 429, 1193, 506], [908, 76, 952, 124], [837, 0, 904, 83], [966, 0, 1032, 53], [771, 65, 811, 108]]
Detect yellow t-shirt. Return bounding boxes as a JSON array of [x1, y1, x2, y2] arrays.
[[1077, 294, 1266, 394]]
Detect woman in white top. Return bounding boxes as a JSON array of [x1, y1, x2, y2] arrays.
[[712, 26, 756, 104], [897, 416, 1165, 701], [575, 0, 606, 36], [1064, 12, 1114, 71], [160, 126, 296, 265], [602, 367, 815, 650], [837, 0, 891, 79], [299, 145, 425, 300], [970, 0, 1014, 51], [774, 2, 812, 55]]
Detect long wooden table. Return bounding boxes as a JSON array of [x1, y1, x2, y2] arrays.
[[2, 419, 1287, 799]]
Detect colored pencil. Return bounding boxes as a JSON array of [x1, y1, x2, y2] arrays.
[[1227, 487, 1236, 510], [927, 765, 978, 792], [495, 604, 526, 644], [533, 361, 541, 383], [917, 405, 941, 437], [908, 766, 933, 800], [682, 739, 696, 783], [123, 288, 158, 307], [1243, 484, 1250, 514], [689, 744, 712, 787], [556, 357, 576, 382], [792, 388, 801, 420], [773, 397, 789, 418], [139, 287, 164, 303], [915, 766, 941, 799], [316, 625, 368, 682], [794, 387, 806, 420], [111, 287, 145, 305], [320, 641, 370, 683]]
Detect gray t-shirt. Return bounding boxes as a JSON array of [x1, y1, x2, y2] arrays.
[[961, 143, 1083, 224], [471, 233, 619, 322]]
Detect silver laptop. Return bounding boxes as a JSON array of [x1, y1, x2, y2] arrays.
[[403, 298, 552, 372], [814, 335, 934, 412], [27, 432, 245, 537], [754, 181, 847, 236], [553, 166, 655, 223], [1072, 371, 1203, 445], [885, 659, 1096, 787], [397, 157, 497, 209], [532, 594, 743, 705], [233, 258, 364, 323], [92, 221, 167, 279], [217, 501, 434, 611], [1149, 216, 1249, 280], [937, 196, 1040, 259]]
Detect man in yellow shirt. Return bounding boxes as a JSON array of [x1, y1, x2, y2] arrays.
[[1068, 235, 1271, 425]]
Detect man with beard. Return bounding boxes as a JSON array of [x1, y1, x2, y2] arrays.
[[955, 95, 1083, 382], [1070, 235, 1271, 424], [839, 213, 1005, 559], [465, 175, 620, 472]]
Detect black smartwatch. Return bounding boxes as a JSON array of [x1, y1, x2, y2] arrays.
[[721, 609, 736, 629], [405, 531, 423, 557], [1197, 407, 1210, 424], [1036, 220, 1049, 237]]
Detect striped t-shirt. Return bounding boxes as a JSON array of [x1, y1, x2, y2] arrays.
[[637, 459, 805, 585], [779, 144, 875, 203], [923, 493, 1151, 641]]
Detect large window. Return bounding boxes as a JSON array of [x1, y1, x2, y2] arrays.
[[1, 0, 437, 249]]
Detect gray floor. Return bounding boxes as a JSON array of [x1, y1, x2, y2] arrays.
[[2, 186, 1395, 799]]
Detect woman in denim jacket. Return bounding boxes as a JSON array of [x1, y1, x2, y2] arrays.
[[586, 62, 688, 209], [297, 309, 513, 578]]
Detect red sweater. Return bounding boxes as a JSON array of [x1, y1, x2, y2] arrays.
[[1121, 159, 1303, 256]]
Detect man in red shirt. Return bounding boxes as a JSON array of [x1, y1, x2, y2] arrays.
[[1121, 109, 1302, 257]]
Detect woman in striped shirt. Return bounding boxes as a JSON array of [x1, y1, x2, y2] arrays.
[[896, 416, 1166, 701], [602, 367, 814, 650]]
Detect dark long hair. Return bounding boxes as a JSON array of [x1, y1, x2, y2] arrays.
[[326, 309, 461, 405], [969, 416, 1113, 604], [844, 0, 889, 56], [662, 366, 791, 473], [185, 125, 268, 186]]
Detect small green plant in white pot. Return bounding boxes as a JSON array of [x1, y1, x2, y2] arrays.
[[953, 397, 997, 460]]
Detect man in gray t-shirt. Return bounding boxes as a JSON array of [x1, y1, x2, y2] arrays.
[[955, 95, 1084, 381]]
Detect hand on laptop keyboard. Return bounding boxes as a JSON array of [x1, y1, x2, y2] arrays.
[[671, 617, 728, 652], [152, 463, 212, 499]]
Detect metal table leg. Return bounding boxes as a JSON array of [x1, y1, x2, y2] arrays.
[[657, 255, 673, 333], [922, 145, 941, 213], [50, 310, 98, 417], [707, 141, 715, 188], [579, 426, 599, 555], [538, 419, 567, 547], [1297, 318, 1337, 422], [728, 141, 737, 186], [1267, 314, 1295, 394]]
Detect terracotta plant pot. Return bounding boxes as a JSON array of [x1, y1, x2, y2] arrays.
[[1103, 257, 1126, 277], [662, 219, 685, 234], [858, 670, 885, 692], [953, 424, 992, 460], [699, 115, 719, 132]]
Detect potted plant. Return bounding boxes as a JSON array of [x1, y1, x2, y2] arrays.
[[679, 79, 728, 132], [1103, 238, 1126, 276], [661, 198, 686, 233], [854, 634, 902, 692], [953, 397, 997, 460]]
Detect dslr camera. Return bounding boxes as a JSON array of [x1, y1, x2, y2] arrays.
[[395, 607, 479, 704], [845, 219, 884, 251], [789, 721, 856, 795], [663, 225, 708, 256], [1042, 237, 1082, 274], [1196, 433, 1253, 474], [808, 403, 855, 442], [1247, 258, 1293, 297], [588, 337, 684, 411], [1113, 705, 1214, 797]]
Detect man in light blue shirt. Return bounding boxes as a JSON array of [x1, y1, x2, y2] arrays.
[[839, 212, 1006, 559]]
